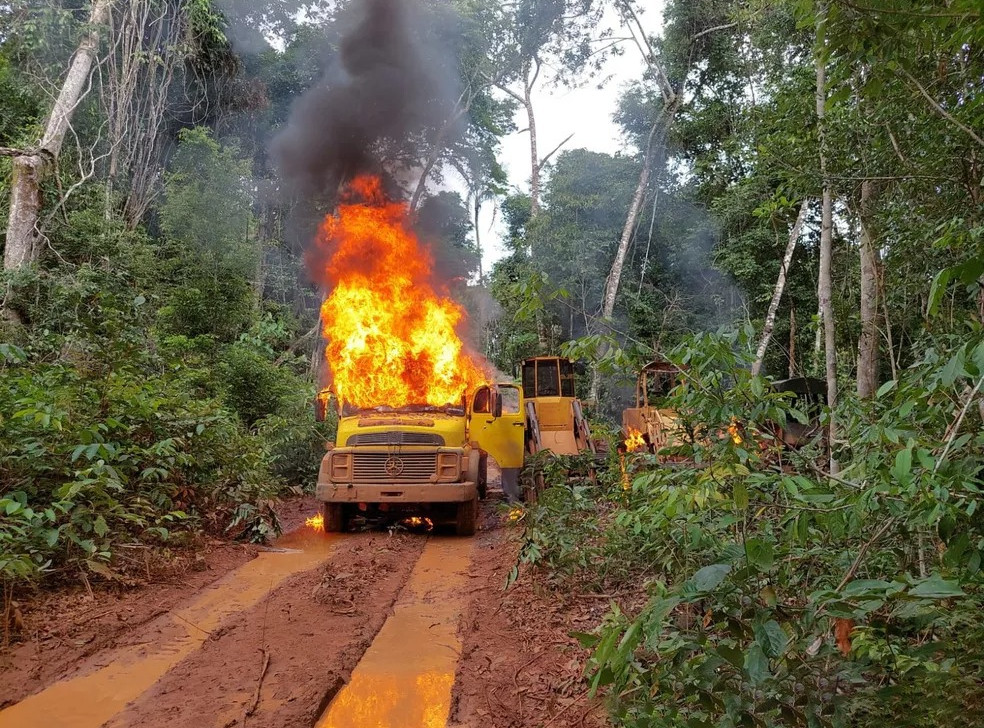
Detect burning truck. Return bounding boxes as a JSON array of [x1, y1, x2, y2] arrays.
[[312, 177, 526, 535]]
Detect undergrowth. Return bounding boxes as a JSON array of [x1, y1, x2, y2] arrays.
[[514, 328, 984, 728]]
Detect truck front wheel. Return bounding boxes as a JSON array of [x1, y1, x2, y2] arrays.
[[322, 502, 347, 533], [455, 497, 478, 536]]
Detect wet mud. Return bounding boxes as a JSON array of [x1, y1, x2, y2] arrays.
[[1, 494, 608, 728]]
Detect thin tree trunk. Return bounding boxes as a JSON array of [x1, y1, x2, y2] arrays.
[[408, 101, 470, 213], [600, 115, 667, 320], [857, 179, 880, 398], [789, 305, 797, 377], [816, 47, 839, 474], [496, 60, 542, 217], [752, 200, 808, 376], [590, 107, 674, 400], [4, 0, 112, 271], [473, 195, 483, 281], [524, 83, 540, 217]]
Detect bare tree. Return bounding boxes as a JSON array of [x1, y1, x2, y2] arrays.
[[497, 59, 547, 216], [856, 179, 880, 398], [751, 201, 809, 376], [816, 44, 839, 474], [3, 0, 113, 273], [101, 0, 186, 228]]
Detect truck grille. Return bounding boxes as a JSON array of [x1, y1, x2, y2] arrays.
[[351, 452, 437, 481], [346, 432, 445, 447]]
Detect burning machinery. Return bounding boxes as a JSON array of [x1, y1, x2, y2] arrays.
[[621, 359, 685, 456], [312, 177, 526, 534]]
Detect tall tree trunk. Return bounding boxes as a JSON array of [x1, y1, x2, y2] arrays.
[[473, 195, 483, 282], [525, 84, 541, 217], [600, 113, 670, 320], [789, 306, 797, 377], [590, 106, 674, 400], [752, 200, 808, 376], [4, 0, 112, 271], [857, 179, 880, 398], [816, 48, 839, 474]]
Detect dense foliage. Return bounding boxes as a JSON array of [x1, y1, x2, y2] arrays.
[[519, 329, 984, 726], [3, 0, 984, 721]]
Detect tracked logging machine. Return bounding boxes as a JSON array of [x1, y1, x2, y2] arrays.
[[622, 359, 685, 456], [315, 383, 526, 535], [520, 356, 596, 457]]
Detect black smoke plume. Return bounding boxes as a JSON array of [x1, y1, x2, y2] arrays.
[[272, 0, 461, 199]]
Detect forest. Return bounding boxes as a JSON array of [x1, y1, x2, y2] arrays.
[[2, 0, 983, 725]]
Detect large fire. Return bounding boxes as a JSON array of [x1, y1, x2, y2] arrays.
[[314, 175, 488, 408]]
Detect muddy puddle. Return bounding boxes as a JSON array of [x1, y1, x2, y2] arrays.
[[315, 537, 475, 728], [0, 527, 336, 728]]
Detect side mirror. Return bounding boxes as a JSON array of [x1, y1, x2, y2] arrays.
[[492, 392, 503, 418]]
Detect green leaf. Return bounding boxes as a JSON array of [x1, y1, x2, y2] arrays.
[[876, 379, 897, 398], [908, 576, 965, 599], [746, 539, 774, 571], [93, 515, 109, 537], [744, 643, 770, 685], [692, 563, 731, 593], [734, 482, 749, 510], [572, 631, 599, 648], [841, 579, 894, 597], [927, 267, 952, 316], [755, 620, 789, 658], [891, 447, 913, 484], [716, 644, 744, 669]]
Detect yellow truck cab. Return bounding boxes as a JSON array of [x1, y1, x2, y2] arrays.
[[316, 382, 525, 535]]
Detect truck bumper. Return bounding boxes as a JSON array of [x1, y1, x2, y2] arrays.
[[317, 481, 477, 504]]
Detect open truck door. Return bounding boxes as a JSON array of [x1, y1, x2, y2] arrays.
[[470, 383, 526, 501]]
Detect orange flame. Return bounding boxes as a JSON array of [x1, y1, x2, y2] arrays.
[[313, 175, 488, 409], [305, 513, 325, 532], [400, 516, 434, 530], [624, 427, 646, 452]]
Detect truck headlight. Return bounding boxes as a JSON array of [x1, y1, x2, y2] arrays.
[[330, 452, 352, 480], [436, 452, 460, 481]]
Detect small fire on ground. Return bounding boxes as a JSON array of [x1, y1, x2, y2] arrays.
[[305, 512, 325, 532], [399, 516, 434, 532]]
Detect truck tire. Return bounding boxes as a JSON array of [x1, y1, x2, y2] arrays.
[[455, 497, 478, 536], [322, 502, 347, 533]]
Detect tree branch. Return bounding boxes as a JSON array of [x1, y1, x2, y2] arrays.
[[692, 21, 738, 40], [899, 68, 984, 150], [537, 133, 574, 170]]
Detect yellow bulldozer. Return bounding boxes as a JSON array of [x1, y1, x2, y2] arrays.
[[519, 356, 595, 457]]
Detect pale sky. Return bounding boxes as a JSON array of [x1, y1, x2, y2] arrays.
[[477, 3, 662, 273]]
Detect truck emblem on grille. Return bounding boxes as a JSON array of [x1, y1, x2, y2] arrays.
[[383, 456, 405, 477]]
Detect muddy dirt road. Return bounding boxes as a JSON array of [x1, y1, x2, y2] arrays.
[[0, 497, 607, 728]]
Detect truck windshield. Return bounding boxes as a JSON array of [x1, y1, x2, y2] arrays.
[[341, 402, 465, 417]]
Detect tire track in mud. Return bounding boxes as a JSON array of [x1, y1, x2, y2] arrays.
[[3, 496, 597, 728], [107, 531, 428, 728], [313, 537, 475, 728], [0, 526, 348, 728]]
